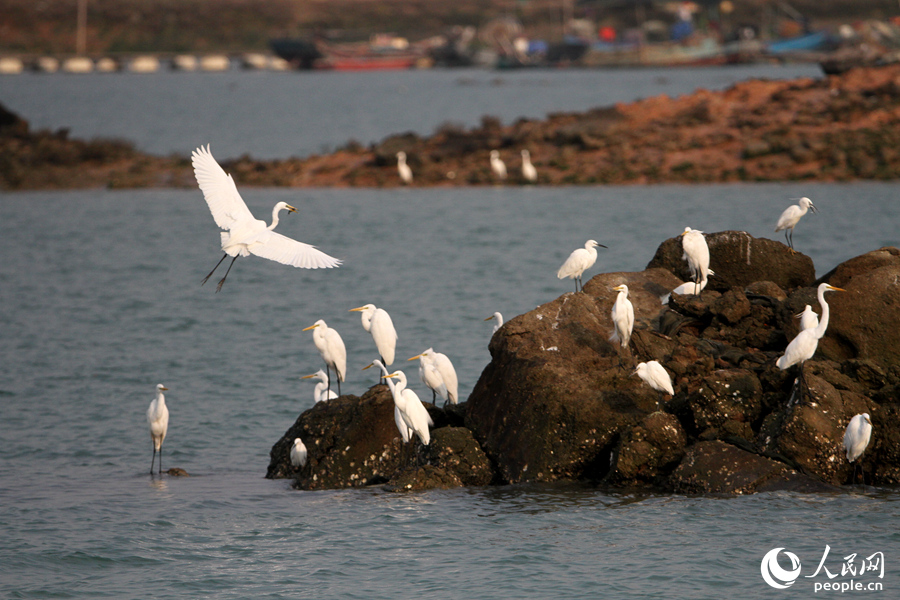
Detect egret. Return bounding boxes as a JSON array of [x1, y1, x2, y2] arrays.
[[397, 151, 413, 185], [843, 413, 872, 484], [680, 227, 710, 295], [661, 269, 715, 304], [384, 370, 432, 449], [301, 369, 339, 403], [290, 437, 308, 468], [521, 149, 537, 183], [610, 284, 635, 350], [797, 304, 819, 331], [775, 197, 817, 252], [364, 360, 410, 442], [408, 348, 459, 406], [302, 319, 346, 396], [633, 361, 675, 411], [192, 144, 341, 292], [485, 312, 504, 333], [490, 150, 507, 181], [350, 304, 397, 373], [147, 383, 169, 475], [776, 283, 845, 399], [557, 239, 607, 293]]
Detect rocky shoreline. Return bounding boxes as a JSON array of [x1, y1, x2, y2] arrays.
[[267, 237, 900, 494], [6, 64, 900, 190]]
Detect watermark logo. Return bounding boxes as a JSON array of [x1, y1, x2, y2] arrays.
[[760, 546, 885, 593], [761, 548, 802, 589]]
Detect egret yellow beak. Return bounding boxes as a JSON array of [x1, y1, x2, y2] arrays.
[[484, 316, 493, 321], [349, 306, 366, 312], [383, 373, 399, 379], [160, 386, 168, 391], [286, 204, 297, 213], [408, 354, 423, 361], [301, 324, 319, 331], [300, 374, 316, 379], [827, 285, 847, 292]]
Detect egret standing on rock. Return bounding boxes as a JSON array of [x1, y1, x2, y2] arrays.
[[843, 413, 872, 484], [290, 438, 308, 468], [680, 227, 710, 296], [610, 284, 635, 350], [301, 369, 339, 403], [797, 304, 819, 331], [490, 150, 507, 181], [364, 360, 410, 443], [485, 312, 504, 333], [147, 383, 169, 475], [633, 361, 675, 411], [521, 149, 537, 183], [557, 239, 607, 293], [397, 151, 413, 185], [409, 348, 459, 406], [302, 319, 346, 397], [661, 269, 715, 304], [351, 304, 397, 375], [384, 370, 432, 449], [191, 144, 342, 292], [775, 197, 817, 253]]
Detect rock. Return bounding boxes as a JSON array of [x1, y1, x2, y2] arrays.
[[384, 465, 463, 492], [609, 412, 687, 486], [165, 467, 189, 477], [688, 369, 762, 439], [423, 427, 494, 486]]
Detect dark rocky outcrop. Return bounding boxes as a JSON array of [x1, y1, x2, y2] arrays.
[[268, 242, 900, 493]]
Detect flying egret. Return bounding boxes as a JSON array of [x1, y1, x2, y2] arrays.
[[364, 360, 410, 443], [843, 413, 872, 484], [557, 239, 607, 293], [408, 348, 459, 406], [776, 283, 845, 399], [301, 369, 339, 403], [521, 149, 537, 183], [775, 197, 817, 252], [490, 150, 507, 180], [633, 361, 675, 411], [290, 437, 308, 468], [797, 304, 819, 331], [397, 151, 413, 185], [661, 269, 716, 304], [485, 312, 504, 333], [192, 144, 341, 292], [350, 304, 397, 373], [147, 383, 169, 475], [610, 284, 635, 350], [302, 319, 347, 396], [680, 227, 710, 295], [384, 370, 433, 450]]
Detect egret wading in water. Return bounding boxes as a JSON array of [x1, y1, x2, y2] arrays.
[[610, 284, 635, 352], [147, 384, 169, 475], [490, 150, 507, 181], [192, 144, 341, 292], [302, 319, 346, 397], [521, 149, 537, 183], [776, 283, 845, 401], [383, 370, 433, 466], [396, 151, 413, 185], [557, 239, 607, 293], [661, 269, 715, 304], [301, 369, 339, 403], [351, 304, 397, 379], [364, 360, 410, 443], [797, 304, 819, 331], [485, 312, 504, 333], [680, 227, 710, 295], [408, 348, 459, 407], [843, 413, 872, 484], [290, 437, 308, 468], [633, 361, 675, 411], [775, 197, 817, 253]]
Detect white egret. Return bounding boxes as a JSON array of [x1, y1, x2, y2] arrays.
[[680, 227, 710, 295], [490, 150, 507, 180], [557, 239, 607, 293], [797, 304, 819, 331], [192, 144, 341, 292], [485, 312, 504, 333], [350, 304, 397, 371], [843, 413, 872, 484], [610, 284, 635, 350], [302, 319, 347, 396], [384, 370, 432, 448], [397, 151, 413, 185], [408, 348, 459, 406], [147, 383, 169, 475], [775, 197, 817, 252], [290, 437, 308, 468], [661, 269, 715, 304], [521, 149, 537, 183], [301, 369, 339, 403], [633, 361, 675, 410], [364, 360, 409, 442]]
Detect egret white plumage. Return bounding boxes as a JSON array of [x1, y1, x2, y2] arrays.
[[490, 150, 507, 180], [610, 284, 635, 349], [633, 361, 675, 410], [302, 319, 347, 397], [680, 227, 710, 295], [301, 369, 339, 403], [290, 437, 308, 468], [557, 239, 607, 293], [661, 269, 715, 303], [408, 348, 459, 406], [384, 370, 432, 447], [192, 144, 341, 291], [797, 304, 819, 331], [521, 149, 537, 183], [147, 383, 169, 475], [364, 360, 409, 442], [843, 413, 872, 484], [350, 304, 397, 372], [397, 151, 413, 185], [775, 197, 817, 252], [485, 312, 504, 333]]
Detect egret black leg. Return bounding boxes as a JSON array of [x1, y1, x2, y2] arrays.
[[158, 447, 163, 474], [150, 448, 156, 475], [202, 253, 228, 286], [216, 255, 239, 292]]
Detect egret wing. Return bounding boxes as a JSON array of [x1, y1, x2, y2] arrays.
[[192, 144, 255, 229], [248, 230, 342, 269]]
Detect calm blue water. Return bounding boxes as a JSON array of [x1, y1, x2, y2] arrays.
[[2, 67, 899, 598]]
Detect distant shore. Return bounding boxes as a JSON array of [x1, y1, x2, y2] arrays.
[[4, 63, 900, 191]]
